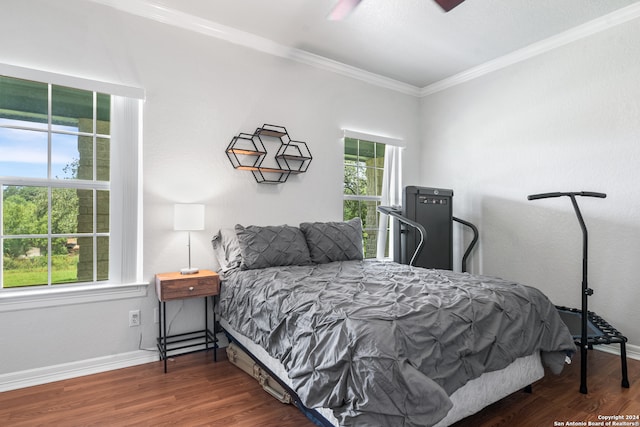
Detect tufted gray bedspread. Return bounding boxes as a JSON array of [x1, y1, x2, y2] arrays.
[[218, 260, 576, 427]]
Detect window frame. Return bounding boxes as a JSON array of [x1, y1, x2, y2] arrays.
[[0, 63, 145, 311], [342, 129, 404, 260], [344, 137, 385, 258]]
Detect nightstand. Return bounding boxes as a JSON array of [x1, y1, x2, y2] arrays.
[[155, 269, 220, 373]]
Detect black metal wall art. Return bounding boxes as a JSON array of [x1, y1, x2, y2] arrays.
[[226, 124, 312, 184]]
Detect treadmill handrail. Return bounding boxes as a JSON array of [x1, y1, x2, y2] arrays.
[[378, 206, 479, 272], [452, 216, 479, 273], [377, 206, 426, 267]]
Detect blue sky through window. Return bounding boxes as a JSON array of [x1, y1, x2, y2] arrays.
[[0, 119, 80, 179]]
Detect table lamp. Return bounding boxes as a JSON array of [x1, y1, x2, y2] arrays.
[[174, 203, 205, 275]]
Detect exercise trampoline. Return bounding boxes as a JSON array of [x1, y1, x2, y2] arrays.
[[528, 191, 630, 394], [556, 305, 629, 389]]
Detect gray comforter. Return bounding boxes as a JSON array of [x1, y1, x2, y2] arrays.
[[218, 260, 576, 427]]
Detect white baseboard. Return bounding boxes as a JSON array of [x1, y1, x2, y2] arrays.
[[596, 342, 640, 361], [0, 350, 158, 393], [0, 333, 230, 393], [0, 338, 635, 394]]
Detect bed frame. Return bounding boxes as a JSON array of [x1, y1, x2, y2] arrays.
[[221, 319, 545, 427]]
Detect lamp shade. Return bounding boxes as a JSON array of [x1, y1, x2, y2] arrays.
[[174, 204, 205, 231]]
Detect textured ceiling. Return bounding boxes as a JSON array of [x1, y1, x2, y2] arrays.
[[131, 0, 640, 88]]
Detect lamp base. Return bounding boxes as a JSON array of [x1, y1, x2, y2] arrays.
[[180, 267, 199, 275]]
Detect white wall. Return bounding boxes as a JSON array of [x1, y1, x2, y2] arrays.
[[420, 18, 640, 346], [5, 0, 636, 383], [0, 0, 420, 375]]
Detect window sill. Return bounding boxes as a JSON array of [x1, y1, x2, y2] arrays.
[[0, 282, 150, 313]]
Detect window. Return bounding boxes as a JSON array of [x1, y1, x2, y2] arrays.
[[0, 75, 111, 288], [0, 66, 143, 296], [343, 130, 404, 260], [343, 137, 387, 258]]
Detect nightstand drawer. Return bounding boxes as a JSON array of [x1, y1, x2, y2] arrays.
[[155, 270, 220, 301], [160, 277, 217, 300]]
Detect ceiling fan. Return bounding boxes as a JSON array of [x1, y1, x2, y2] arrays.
[[328, 0, 467, 20]]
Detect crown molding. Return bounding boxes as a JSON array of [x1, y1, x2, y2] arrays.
[[420, 2, 640, 97], [89, 0, 640, 98], [288, 49, 422, 96], [88, 0, 422, 96]]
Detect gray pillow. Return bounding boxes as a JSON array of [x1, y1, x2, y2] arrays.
[[300, 218, 363, 264], [235, 224, 312, 270], [211, 228, 243, 273]]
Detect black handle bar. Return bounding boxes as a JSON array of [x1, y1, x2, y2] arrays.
[[378, 206, 479, 273], [527, 191, 606, 201], [377, 206, 427, 267], [526, 189, 606, 394]]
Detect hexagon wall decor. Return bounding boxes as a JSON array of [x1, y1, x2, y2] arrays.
[[226, 124, 312, 184]]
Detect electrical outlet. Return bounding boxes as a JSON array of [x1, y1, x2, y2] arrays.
[[129, 309, 140, 327]]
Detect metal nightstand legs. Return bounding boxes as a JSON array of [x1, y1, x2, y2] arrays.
[[157, 297, 218, 373]]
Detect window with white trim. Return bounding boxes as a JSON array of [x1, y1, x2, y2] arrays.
[[0, 68, 142, 292], [343, 136, 387, 258], [343, 130, 403, 260]]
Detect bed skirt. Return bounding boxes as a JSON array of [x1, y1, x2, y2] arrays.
[[220, 318, 544, 426]]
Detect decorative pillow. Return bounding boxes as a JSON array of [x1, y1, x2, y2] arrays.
[[300, 218, 364, 264], [234, 224, 312, 270], [211, 228, 243, 273]]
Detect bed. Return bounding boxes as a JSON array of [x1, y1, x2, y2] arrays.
[[213, 219, 576, 427]]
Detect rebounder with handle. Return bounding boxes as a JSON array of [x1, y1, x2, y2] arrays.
[[527, 191, 606, 201], [527, 191, 629, 394]]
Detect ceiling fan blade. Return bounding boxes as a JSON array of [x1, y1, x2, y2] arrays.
[[328, 0, 363, 21], [433, 0, 466, 12]]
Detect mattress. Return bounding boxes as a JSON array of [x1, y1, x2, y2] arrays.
[[218, 259, 574, 425], [221, 318, 545, 427]]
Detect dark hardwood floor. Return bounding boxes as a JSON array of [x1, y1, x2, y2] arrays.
[[453, 349, 640, 427], [1, 348, 638, 426]]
